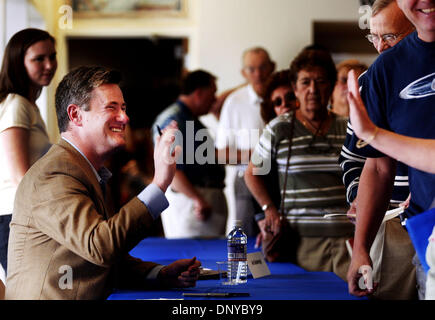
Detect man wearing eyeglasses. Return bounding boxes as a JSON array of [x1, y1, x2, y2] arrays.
[[366, 0, 415, 53], [216, 47, 275, 237], [342, 1, 415, 214], [340, 0, 417, 300], [345, 0, 435, 300]]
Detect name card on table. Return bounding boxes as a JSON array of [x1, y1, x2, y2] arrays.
[[247, 252, 271, 279]]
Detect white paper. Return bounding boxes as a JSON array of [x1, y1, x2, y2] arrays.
[[247, 252, 271, 279]]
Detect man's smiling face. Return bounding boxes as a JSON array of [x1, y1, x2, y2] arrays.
[[396, 0, 435, 42], [81, 83, 129, 156]]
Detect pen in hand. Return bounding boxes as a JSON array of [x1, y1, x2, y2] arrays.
[[156, 125, 163, 136]]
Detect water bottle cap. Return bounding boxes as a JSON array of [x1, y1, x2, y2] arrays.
[[233, 220, 242, 227]]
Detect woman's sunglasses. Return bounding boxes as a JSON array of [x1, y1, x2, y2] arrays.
[[272, 92, 296, 107]]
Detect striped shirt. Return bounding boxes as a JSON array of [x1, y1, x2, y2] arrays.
[[339, 121, 410, 207], [252, 112, 353, 237]]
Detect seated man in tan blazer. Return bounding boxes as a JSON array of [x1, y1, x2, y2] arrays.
[[6, 66, 200, 300]]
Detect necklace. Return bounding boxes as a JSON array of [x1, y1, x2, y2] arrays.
[[299, 113, 329, 136]]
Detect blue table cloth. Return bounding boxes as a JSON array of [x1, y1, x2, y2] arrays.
[[108, 237, 362, 300], [407, 207, 435, 273]]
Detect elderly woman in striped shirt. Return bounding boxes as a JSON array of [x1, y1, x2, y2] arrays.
[[245, 48, 354, 280]]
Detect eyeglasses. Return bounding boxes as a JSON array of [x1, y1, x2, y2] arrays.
[[272, 92, 296, 107], [365, 33, 402, 44]]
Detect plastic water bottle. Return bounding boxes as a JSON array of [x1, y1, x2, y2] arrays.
[[227, 220, 247, 284]]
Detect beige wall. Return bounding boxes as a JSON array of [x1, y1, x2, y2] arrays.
[[197, 0, 362, 92], [32, 0, 200, 142]]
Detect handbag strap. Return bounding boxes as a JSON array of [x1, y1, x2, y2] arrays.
[[279, 111, 296, 216]]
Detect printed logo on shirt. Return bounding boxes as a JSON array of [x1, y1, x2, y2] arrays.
[[399, 72, 435, 100]]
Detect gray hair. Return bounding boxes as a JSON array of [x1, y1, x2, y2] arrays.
[[242, 46, 272, 66], [371, 0, 395, 16]]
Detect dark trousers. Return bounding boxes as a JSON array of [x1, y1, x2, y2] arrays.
[[0, 214, 12, 273], [234, 173, 260, 237]]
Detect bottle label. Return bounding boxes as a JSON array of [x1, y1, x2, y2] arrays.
[[228, 244, 247, 261]]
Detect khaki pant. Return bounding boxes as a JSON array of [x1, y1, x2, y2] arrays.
[[296, 236, 351, 281], [370, 218, 417, 300]]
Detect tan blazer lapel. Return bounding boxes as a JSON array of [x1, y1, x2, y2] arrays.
[[58, 139, 109, 219]]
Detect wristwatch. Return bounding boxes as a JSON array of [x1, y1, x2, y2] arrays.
[[261, 203, 272, 212]]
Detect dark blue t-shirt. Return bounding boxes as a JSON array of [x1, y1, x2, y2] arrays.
[[152, 100, 225, 188], [347, 31, 435, 218]]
